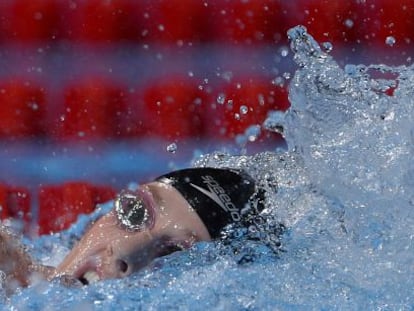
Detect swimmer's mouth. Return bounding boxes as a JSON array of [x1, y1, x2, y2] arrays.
[[78, 270, 100, 285]]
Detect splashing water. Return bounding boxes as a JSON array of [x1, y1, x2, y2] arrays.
[[4, 26, 414, 310]]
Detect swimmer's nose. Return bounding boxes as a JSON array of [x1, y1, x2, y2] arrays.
[[104, 244, 131, 278], [115, 258, 129, 276]]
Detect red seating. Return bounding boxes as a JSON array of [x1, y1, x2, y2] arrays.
[[140, 0, 209, 44], [62, 0, 142, 42], [51, 78, 126, 142], [0, 0, 62, 42], [127, 77, 205, 140], [0, 79, 46, 139], [285, 1, 356, 44], [38, 182, 116, 235], [207, 0, 285, 45], [204, 77, 289, 140], [0, 184, 31, 228], [351, 0, 414, 48], [1, 0, 412, 48]]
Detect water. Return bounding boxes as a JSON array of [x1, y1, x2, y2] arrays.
[[3, 25, 414, 310]]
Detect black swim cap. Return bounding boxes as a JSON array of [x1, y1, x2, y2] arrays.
[[156, 168, 265, 238]]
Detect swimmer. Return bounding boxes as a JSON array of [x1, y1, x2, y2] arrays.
[[1, 167, 276, 292]]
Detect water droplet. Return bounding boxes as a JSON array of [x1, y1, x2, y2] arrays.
[[246, 125, 261, 142], [222, 71, 233, 82], [322, 42, 333, 53], [385, 36, 396, 46], [28, 102, 39, 110], [344, 19, 354, 28], [283, 72, 291, 80], [167, 143, 178, 153], [217, 93, 226, 105], [272, 77, 284, 87], [280, 46, 289, 57], [240, 105, 248, 115], [257, 94, 265, 106]]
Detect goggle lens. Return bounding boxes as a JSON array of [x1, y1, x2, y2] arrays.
[[114, 190, 152, 231]]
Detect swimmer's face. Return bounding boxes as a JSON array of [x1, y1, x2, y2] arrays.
[[54, 182, 211, 284]]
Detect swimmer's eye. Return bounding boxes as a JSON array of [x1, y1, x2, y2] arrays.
[[114, 190, 153, 231]]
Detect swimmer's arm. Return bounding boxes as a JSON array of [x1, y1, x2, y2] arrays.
[[0, 229, 54, 294]]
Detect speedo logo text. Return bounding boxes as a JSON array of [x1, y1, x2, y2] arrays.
[[190, 175, 242, 222]]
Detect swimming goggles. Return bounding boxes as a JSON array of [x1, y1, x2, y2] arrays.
[[114, 190, 154, 231]]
